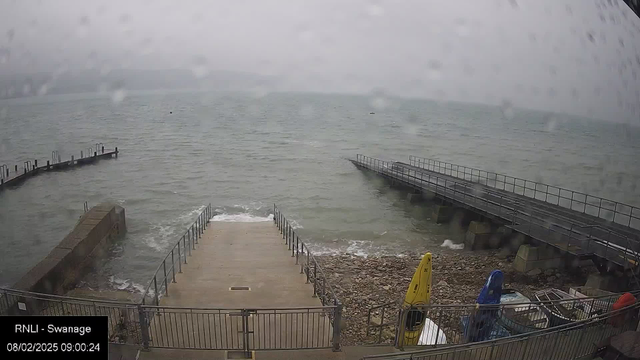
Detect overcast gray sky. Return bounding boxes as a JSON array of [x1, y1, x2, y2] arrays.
[[1, 0, 639, 123]]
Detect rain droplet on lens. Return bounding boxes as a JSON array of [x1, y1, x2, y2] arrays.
[[0, 107, 7, 119], [37, 83, 48, 96], [455, 19, 469, 37], [501, 99, 514, 120], [119, 14, 130, 24], [111, 88, 126, 104], [22, 83, 31, 95], [369, 90, 389, 110], [6, 29, 14, 43], [428, 60, 442, 80], [0, 48, 10, 64], [77, 15, 90, 37], [191, 55, 209, 78], [508, 0, 518, 9], [586, 32, 595, 43], [366, 0, 384, 17], [544, 115, 557, 132]]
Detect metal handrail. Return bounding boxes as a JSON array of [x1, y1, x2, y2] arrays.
[[273, 204, 343, 351], [140, 204, 212, 306], [0, 164, 7, 180], [354, 154, 639, 268], [363, 301, 640, 359], [408, 155, 640, 230]]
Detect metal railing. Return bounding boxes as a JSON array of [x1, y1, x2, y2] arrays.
[[141, 204, 212, 306], [354, 155, 640, 270], [0, 288, 143, 344], [273, 204, 343, 351], [367, 291, 640, 349], [140, 305, 337, 351], [362, 301, 640, 360], [408, 155, 640, 230]]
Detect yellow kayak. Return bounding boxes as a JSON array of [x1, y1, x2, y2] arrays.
[[402, 252, 432, 346]]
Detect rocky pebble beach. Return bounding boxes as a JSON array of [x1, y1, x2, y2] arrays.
[[317, 248, 595, 346]]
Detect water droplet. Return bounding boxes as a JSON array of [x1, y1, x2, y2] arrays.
[[111, 88, 126, 104], [586, 32, 595, 43], [77, 15, 90, 38], [22, 83, 31, 96], [501, 99, 514, 120], [508, 0, 518, 9], [0, 107, 7, 119], [37, 83, 48, 96], [528, 33, 537, 43], [366, 0, 384, 17], [547, 87, 556, 98], [6, 29, 14, 43], [455, 19, 469, 37], [119, 14, 131, 24], [138, 37, 154, 55], [299, 105, 315, 119], [544, 116, 557, 132], [599, 13, 606, 23], [619, 37, 625, 48], [0, 48, 9, 64], [565, 5, 573, 15], [571, 88, 579, 99], [548, 66, 557, 76], [100, 62, 112, 76], [369, 89, 389, 110], [428, 60, 442, 80], [191, 55, 209, 78]]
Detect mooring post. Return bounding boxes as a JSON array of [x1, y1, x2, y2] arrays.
[[34, 160, 37, 168], [71, 156, 74, 164], [94, 152, 97, 157], [102, 145, 104, 154], [46, 160, 50, 169], [115, 147, 118, 158], [14, 165, 17, 172]]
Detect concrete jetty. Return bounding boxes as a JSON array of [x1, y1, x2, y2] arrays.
[[140, 209, 341, 354]]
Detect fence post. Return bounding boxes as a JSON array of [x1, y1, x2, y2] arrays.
[[138, 306, 150, 350], [171, 249, 176, 283], [178, 244, 182, 273], [312, 262, 318, 297], [153, 277, 159, 306], [163, 261, 168, 295], [332, 303, 343, 352]]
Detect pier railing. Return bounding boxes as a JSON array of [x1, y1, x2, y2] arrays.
[[0, 287, 142, 344], [273, 204, 343, 351], [367, 291, 639, 349], [141, 204, 213, 306], [354, 155, 640, 270], [362, 300, 640, 360], [408, 155, 640, 230]]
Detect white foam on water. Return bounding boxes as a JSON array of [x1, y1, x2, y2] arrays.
[[289, 219, 304, 229], [109, 275, 149, 295], [212, 213, 274, 222], [440, 239, 464, 250]]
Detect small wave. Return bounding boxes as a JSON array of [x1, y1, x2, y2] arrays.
[[109, 275, 149, 295], [212, 213, 274, 222], [440, 239, 464, 250], [289, 219, 304, 229]]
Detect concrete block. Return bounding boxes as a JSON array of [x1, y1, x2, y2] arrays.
[[513, 255, 563, 273], [465, 231, 492, 250], [516, 244, 539, 261], [488, 234, 502, 249], [407, 193, 424, 204], [496, 226, 513, 237], [468, 221, 492, 234], [432, 205, 453, 223], [421, 189, 436, 201], [585, 274, 623, 293]]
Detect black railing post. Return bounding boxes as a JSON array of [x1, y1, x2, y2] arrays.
[[332, 303, 342, 352], [171, 249, 176, 283], [138, 305, 150, 350]]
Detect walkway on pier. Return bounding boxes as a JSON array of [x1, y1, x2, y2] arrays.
[[160, 221, 319, 308], [143, 216, 337, 351], [352, 154, 640, 271]]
